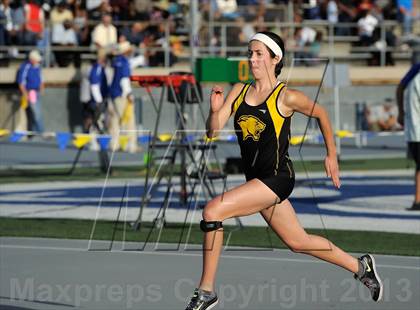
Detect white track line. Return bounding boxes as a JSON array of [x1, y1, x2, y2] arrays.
[[1, 244, 419, 271]]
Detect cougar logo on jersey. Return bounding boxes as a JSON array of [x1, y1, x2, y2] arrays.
[[237, 115, 266, 141]]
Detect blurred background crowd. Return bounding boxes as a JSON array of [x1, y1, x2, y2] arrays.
[[0, 0, 418, 68]]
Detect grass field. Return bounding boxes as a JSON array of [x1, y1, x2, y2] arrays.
[[1, 157, 417, 256], [0, 218, 419, 256]]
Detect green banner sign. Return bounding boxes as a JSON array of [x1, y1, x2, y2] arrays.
[[195, 57, 253, 83]]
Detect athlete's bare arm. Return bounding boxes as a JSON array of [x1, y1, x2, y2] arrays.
[[206, 83, 244, 138], [283, 88, 341, 188]]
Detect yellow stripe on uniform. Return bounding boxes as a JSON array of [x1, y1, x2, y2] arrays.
[[266, 83, 286, 175], [232, 84, 251, 114], [266, 83, 286, 139]]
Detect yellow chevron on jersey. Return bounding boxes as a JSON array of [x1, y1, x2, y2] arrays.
[[237, 115, 266, 141], [266, 82, 286, 139], [232, 84, 251, 114]]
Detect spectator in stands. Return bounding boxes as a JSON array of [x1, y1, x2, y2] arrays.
[[382, 0, 399, 20], [91, 13, 117, 51], [83, 48, 109, 133], [237, 16, 256, 43], [336, 0, 357, 36], [295, 26, 316, 48], [309, 31, 323, 61], [86, 0, 104, 11], [121, 0, 149, 21], [215, 0, 241, 20], [364, 103, 399, 131], [5, 0, 25, 47], [357, 0, 373, 13], [397, 60, 420, 210], [23, 0, 44, 46], [52, 19, 80, 67], [16, 50, 44, 133], [167, 0, 182, 15], [369, 26, 396, 66], [327, 0, 338, 27], [0, 5, 6, 46], [294, 28, 323, 66], [132, 0, 151, 21], [88, 0, 112, 21], [0, 0, 12, 45], [73, 2, 89, 45], [397, 0, 416, 35], [0, 0, 23, 47], [121, 21, 147, 47], [304, 0, 321, 20], [109, 41, 138, 153], [150, 2, 170, 22], [145, 23, 176, 67], [294, 25, 318, 65], [109, 0, 129, 21], [50, 1, 73, 26], [357, 7, 378, 46], [377, 104, 399, 131]]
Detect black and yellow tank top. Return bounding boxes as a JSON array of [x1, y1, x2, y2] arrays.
[[232, 82, 292, 179]]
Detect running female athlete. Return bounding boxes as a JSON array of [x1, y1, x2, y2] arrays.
[[185, 31, 382, 310]]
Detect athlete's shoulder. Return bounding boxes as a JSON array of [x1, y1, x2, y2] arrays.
[[280, 87, 309, 114], [230, 82, 247, 95], [226, 82, 248, 102], [283, 87, 304, 103], [228, 83, 249, 114]]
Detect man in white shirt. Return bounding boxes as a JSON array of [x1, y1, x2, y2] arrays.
[[357, 9, 378, 46], [50, 1, 73, 26], [52, 19, 79, 67], [91, 13, 117, 51], [295, 26, 316, 48], [327, 0, 338, 24]]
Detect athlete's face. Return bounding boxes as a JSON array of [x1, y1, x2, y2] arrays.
[[248, 40, 279, 80]]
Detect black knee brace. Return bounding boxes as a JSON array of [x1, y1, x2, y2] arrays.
[[200, 220, 223, 232]]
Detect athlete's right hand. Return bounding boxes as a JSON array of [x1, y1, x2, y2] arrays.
[[210, 85, 224, 113]]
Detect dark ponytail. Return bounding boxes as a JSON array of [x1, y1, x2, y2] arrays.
[[259, 31, 285, 77]]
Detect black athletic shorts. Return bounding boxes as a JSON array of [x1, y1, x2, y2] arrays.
[[408, 142, 420, 171], [246, 160, 295, 202]]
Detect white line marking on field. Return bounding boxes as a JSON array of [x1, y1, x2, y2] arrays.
[[1, 244, 419, 270]]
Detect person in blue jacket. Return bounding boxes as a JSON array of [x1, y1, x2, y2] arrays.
[[16, 49, 44, 133], [83, 48, 109, 133], [109, 41, 138, 153]]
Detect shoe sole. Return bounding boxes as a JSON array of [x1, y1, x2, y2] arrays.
[[368, 254, 383, 302], [206, 298, 219, 310]]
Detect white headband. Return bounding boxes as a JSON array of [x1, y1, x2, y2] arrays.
[[250, 33, 283, 60]]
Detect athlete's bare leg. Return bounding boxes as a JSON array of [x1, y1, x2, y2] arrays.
[[199, 179, 278, 291], [260, 199, 359, 273], [198, 180, 359, 293]]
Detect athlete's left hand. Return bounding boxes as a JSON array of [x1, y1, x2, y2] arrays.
[[325, 155, 340, 189]]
